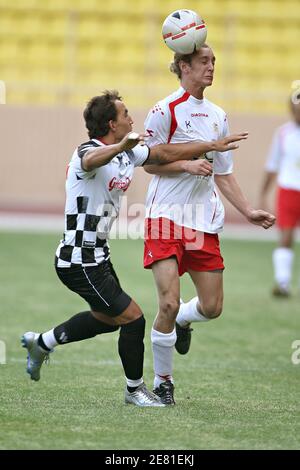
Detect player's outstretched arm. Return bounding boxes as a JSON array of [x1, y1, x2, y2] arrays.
[[82, 132, 146, 171], [147, 132, 248, 164], [212, 133, 249, 152], [215, 173, 276, 229]]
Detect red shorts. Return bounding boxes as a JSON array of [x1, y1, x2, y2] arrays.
[[144, 217, 224, 276], [277, 187, 300, 229]]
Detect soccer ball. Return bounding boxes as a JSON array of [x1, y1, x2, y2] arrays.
[[162, 9, 207, 55]]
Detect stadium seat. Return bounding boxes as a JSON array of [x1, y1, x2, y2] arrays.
[[0, 0, 299, 112]]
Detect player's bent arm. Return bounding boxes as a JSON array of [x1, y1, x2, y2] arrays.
[[146, 132, 248, 165], [82, 132, 145, 171], [215, 173, 252, 218], [145, 159, 213, 177], [145, 161, 188, 175], [215, 173, 276, 229], [82, 143, 123, 171]]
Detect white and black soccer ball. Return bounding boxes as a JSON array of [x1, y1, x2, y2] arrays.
[[162, 9, 207, 55]]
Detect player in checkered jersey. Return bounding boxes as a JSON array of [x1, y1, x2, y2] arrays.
[[260, 95, 300, 297], [21, 90, 247, 407], [143, 45, 276, 405]]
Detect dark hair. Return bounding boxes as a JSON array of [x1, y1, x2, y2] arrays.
[[83, 90, 122, 139], [170, 44, 210, 79]]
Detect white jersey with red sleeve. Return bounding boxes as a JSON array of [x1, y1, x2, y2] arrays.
[[265, 121, 300, 191], [144, 86, 233, 233]]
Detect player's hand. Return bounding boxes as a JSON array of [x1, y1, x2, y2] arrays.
[[246, 209, 276, 229], [213, 132, 249, 152], [183, 159, 213, 176], [120, 132, 148, 151]]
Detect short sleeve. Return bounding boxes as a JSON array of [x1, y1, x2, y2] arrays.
[[213, 114, 233, 175], [265, 128, 281, 172], [126, 145, 150, 167], [144, 103, 171, 147], [74, 141, 99, 179]]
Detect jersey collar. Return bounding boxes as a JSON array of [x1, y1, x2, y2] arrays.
[[179, 86, 205, 104]]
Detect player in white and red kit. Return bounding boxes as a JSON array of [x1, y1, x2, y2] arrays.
[[143, 45, 276, 405], [260, 96, 300, 296]]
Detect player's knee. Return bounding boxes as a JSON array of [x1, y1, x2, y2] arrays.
[[120, 315, 146, 336], [115, 300, 143, 325], [202, 301, 223, 319], [159, 297, 180, 320]]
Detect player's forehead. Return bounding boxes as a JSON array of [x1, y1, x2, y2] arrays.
[[115, 100, 127, 116], [195, 46, 215, 61]]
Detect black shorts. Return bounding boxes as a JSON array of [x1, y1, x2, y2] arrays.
[[55, 259, 132, 317]]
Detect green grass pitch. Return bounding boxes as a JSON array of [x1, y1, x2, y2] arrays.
[[0, 231, 299, 450]]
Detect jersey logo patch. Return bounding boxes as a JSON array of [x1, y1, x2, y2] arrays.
[[191, 113, 209, 118], [108, 177, 131, 192]]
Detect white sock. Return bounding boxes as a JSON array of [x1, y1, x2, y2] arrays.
[[126, 378, 144, 389], [176, 297, 209, 327], [273, 247, 294, 289], [41, 329, 58, 350], [151, 327, 176, 389]]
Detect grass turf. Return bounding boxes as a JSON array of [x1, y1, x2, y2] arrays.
[[0, 232, 299, 449]]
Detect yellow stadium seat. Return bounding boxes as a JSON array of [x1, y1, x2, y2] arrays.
[[0, 64, 21, 82], [77, 41, 112, 68], [280, 23, 300, 45], [104, 0, 140, 15], [0, 11, 17, 37], [35, 0, 70, 11], [77, 13, 103, 40], [0, 39, 20, 65], [11, 11, 47, 39], [1, 0, 299, 112]]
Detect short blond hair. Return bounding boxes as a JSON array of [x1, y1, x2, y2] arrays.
[[170, 44, 210, 79]]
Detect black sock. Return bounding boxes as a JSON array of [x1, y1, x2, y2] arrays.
[[53, 311, 119, 344], [118, 315, 145, 383], [127, 386, 140, 393]]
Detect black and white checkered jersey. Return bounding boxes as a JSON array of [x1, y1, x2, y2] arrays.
[[55, 139, 150, 268]]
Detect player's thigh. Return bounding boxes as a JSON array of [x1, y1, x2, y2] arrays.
[[57, 261, 141, 326], [188, 269, 224, 317], [152, 257, 180, 304]]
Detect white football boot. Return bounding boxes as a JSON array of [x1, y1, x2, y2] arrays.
[[21, 331, 53, 381], [125, 383, 165, 407]]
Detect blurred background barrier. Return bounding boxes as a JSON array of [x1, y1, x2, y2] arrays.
[[0, 106, 285, 221], [0, 0, 299, 220]]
